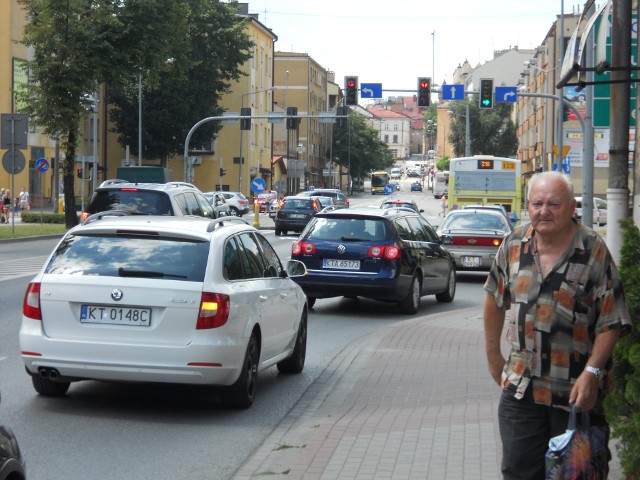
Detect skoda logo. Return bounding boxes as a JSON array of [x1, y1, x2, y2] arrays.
[[111, 289, 124, 301], [337, 244, 346, 254], [467, 239, 477, 244]]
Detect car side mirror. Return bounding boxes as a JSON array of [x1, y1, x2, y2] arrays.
[[286, 259, 308, 277]]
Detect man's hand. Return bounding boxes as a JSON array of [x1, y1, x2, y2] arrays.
[[487, 351, 506, 387], [569, 371, 599, 410]]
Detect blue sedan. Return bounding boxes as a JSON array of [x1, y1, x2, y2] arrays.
[[410, 182, 423, 192]]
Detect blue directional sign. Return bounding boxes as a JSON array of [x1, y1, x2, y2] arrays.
[[383, 184, 394, 195], [562, 156, 571, 174], [360, 83, 382, 99], [35, 157, 49, 173], [251, 177, 266, 194], [441, 84, 465, 101], [495, 86, 518, 103]]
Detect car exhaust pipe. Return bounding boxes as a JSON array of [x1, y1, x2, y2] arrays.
[[38, 367, 61, 380], [39, 367, 49, 378], [49, 369, 60, 380]]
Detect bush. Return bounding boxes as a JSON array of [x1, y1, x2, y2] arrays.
[[20, 212, 67, 224], [605, 218, 640, 479]]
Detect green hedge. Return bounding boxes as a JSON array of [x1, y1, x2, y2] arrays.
[[20, 212, 67, 224]]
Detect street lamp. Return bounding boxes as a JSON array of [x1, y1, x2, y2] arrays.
[[447, 103, 471, 157]]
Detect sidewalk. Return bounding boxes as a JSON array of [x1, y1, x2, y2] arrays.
[[233, 307, 623, 480]]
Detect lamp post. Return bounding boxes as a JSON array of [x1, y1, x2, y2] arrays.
[[447, 103, 471, 157]]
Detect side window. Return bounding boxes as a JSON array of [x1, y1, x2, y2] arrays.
[[223, 237, 244, 280], [173, 193, 187, 215], [405, 216, 428, 241], [393, 218, 414, 241], [255, 233, 283, 277], [195, 193, 214, 218], [183, 192, 204, 216], [420, 218, 440, 243], [237, 233, 267, 279]]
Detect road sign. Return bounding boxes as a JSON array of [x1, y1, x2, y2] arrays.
[[360, 83, 382, 99], [495, 86, 517, 103], [251, 177, 266, 194], [383, 184, 394, 194], [2, 149, 26, 174], [35, 157, 50, 173], [1, 114, 29, 149], [441, 84, 465, 101], [552, 145, 571, 157], [562, 156, 571, 174]]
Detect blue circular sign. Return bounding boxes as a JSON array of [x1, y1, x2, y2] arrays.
[[251, 177, 267, 194], [35, 157, 49, 173], [383, 184, 394, 194]]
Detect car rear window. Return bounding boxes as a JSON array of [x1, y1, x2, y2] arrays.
[[443, 213, 506, 231], [305, 217, 388, 241], [44, 233, 209, 282], [87, 190, 173, 215], [282, 199, 314, 210]]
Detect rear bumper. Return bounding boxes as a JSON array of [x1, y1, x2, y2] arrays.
[[294, 271, 410, 301]]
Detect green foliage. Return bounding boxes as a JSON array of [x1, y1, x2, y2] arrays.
[[20, 212, 66, 224], [331, 113, 392, 181], [448, 100, 518, 158], [605, 218, 640, 479], [437, 157, 450, 171], [108, 0, 253, 160]]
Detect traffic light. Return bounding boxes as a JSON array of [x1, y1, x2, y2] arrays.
[[336, 106, 348, 128], [220, 167, 227, 177], [77, 168, 83, 178], [286, 107, 300, 130], [417, 77, 431, 107], [240, 107, 251, 130], [479, 78, 494, 109], [344, 76, 358, 106]]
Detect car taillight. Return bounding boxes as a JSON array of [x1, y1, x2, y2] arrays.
[[292, 241, 316, 255], [23, 282, 42, 320], [196, 293, 230, 329], [368, 245, 401, 260]]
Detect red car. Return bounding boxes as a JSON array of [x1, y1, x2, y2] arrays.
[[255, 191, 278, 212]]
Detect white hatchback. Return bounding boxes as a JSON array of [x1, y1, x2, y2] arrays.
[[20, 216, 308, 408]]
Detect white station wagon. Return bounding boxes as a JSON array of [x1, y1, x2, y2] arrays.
[[20, 216, 308, 408]]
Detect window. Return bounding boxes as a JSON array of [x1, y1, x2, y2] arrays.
[[223, 237, 244, 280], [393, 218, 414, 241], [237, 233, 267, 279], [255, 233, 283, 277], [393, 135, 398, 144]]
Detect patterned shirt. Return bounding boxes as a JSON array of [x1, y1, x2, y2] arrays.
[[484, 220, 632, 410]]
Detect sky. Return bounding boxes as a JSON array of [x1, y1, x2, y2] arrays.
[[242, 0, 573, 95]]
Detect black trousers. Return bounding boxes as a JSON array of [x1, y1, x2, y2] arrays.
[[498, 388, 610, 480]]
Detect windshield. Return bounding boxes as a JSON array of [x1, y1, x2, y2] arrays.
[[305, 217, 388, 241]]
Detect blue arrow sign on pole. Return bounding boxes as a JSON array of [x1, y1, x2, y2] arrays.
[[495, 86, 518, 103], [251, 178, 266, 194], [442, 84, 464, 101], [360, 83, 382, 99]]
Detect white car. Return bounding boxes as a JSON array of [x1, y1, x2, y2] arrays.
[[214, 191, 250, 216], [20, 216, 308, 409], [575, 196, 607, 226]]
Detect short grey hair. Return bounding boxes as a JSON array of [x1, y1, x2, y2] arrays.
[[527, 171, 574, 201]]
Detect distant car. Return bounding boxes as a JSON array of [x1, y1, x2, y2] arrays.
[[81, 180, 215, 222], [256, 191, 278, 213], [203, 191, 230, 218], [19, 216, 308, 409], [461, 203, 512, 224], [298, 189, 349, 209], [410, 182, 423, 192], [215, 191, 250, 216], [574, 196, 607, 226], [0, 390, 26, 480], [291, 207, 456, 314], [436, 209, 513, 270], [380, 199, 423, 214], [315, 196, 336, 211], [275, 196, 323, 236]]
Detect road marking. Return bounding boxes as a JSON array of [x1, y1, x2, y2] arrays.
[[0, 256, 48, 281]]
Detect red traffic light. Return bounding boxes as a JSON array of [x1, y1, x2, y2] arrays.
[[420, 80, 429, 89], [347, 79, 355, 88]]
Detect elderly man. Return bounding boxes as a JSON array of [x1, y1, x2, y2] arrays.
[[483, 171, 631, 480]]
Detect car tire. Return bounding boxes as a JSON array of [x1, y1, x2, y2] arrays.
[[398, 274, 421, 314], [277, 310, 307, 374], [275, 228, 282, 236], [31, 374, 70, 396], [221, 333, 259, 409], [436, 267, 456, 303], [306, 296, 316, 309], [229, 207, 239, 216]]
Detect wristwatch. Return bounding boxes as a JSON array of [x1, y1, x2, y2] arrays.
[[585, 365, 602, 380]]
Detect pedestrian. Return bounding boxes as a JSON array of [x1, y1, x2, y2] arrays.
[[19, 187, 29, 212], [483, 171, 632, 480], [440, 194, 447, 216], [2, 190, 11, 223]]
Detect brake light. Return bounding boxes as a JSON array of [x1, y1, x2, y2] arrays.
[[120, 188, 139, 192], [23, 282, 42, 320], [292, 241, 316, 255], [196, 292, 230, 329], [367, 245, 401, 260], [80, 212, 89, 221]]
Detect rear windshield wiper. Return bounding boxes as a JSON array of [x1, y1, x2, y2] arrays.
[[118, 267, 187, 279]]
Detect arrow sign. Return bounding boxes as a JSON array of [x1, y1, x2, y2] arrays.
[[495, 86, 518, 103], [360, 83, 382, 99], [441, 84, 464, 101]]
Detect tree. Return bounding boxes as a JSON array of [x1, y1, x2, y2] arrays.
[[108, 0, 253, 162], [331, 113, 393, 190], [448, 100, 518, 158], [17, 0, 189, 227]]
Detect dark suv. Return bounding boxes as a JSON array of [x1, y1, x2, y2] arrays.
[[291, 207, 456, 313], [275, 196, 322, 236], [81, 180, 216, 223]]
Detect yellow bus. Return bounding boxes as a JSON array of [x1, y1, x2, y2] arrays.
[[370, 171, 390, 195], [448, 156, 522, 215]]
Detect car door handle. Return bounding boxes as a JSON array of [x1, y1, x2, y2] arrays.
[[259, 295, 268, 302], [279, 292, 287, 298]]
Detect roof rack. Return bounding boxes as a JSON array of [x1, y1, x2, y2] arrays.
[[163, 182, 197, 190], [99, 179, 129, 187], [206, 216, 250, 232]]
